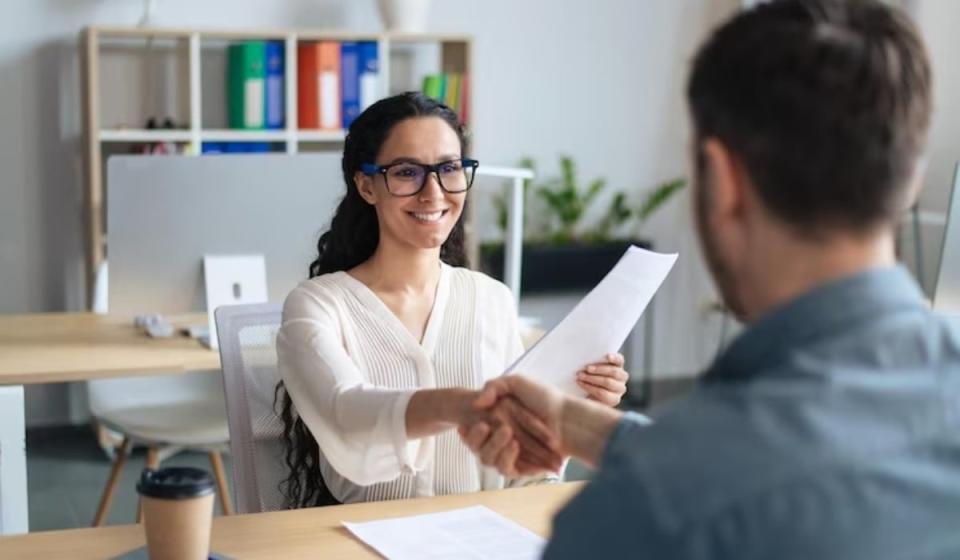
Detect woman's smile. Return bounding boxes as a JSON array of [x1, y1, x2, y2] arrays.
[[408, 209, 449, 224]]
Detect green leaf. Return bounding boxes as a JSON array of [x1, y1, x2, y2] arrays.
[[638, 178, 687, 223], [585, 178, 606, 205], [559, 156, 576, 193], [611, 192, 632, 224], [515, 155, 672, 246], [492, 193, 508, 233]]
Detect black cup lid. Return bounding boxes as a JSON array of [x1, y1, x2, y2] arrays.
[[136, 467, 215, 500]]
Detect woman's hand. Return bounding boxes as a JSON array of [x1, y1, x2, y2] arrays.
[[575, 352, 629, 407], [453, 390, 563, 477]]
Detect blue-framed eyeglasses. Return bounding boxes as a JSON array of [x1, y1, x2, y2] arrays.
[[360, 158, 479, 197]]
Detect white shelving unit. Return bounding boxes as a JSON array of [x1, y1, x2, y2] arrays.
[[80, 26, 473, 306]]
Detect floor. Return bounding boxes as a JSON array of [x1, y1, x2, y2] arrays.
[[26, 427, 234, 531], [26, 376, 699, 532]]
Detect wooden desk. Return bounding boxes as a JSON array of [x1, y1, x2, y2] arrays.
[[0, 482, 583, 559], [0, 312, 219, 385], [0, 312, 220, 535]]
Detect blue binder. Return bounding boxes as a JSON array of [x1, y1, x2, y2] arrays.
[[264, 41, 285, 129], [358, 42, 380, 111], [340, 42, 361, 128]]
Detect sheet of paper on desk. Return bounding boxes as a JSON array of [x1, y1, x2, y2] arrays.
[[343, 505, 545, 560], [506, 246, 678, 396]]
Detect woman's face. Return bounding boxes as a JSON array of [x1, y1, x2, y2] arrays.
[[355, 116, 466, 253]]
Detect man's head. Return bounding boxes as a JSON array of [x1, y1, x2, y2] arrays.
[[687, 0, 932, 319]]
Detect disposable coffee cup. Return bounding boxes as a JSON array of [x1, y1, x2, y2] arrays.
[[137, 467, 216, 560]]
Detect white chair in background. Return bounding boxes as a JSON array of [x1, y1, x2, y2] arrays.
[[213, 302, 287, 514], [88, 262, 234, 525]]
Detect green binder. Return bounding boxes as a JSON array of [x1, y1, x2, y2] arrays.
[[422, 74, 442, 101], [228, 41, 266, 129]]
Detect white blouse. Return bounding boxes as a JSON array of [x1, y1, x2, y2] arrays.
[[276, 263, 533, 504]]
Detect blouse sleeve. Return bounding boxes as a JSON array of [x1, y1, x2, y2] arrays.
[[276, 285, 422, 487]]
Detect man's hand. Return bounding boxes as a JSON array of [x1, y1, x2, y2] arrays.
[[458, 396, 563, 477], [460, 375, 624, 475], [452, 387, 563, 477], [459, 376, 568, 477]]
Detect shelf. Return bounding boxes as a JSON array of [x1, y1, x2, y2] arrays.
[[91, 26, 378, 42], [298, 130, 347, 142], [99, 129, 193, 142], [294, 31, 383, 42], [87, 26, 467, 44], [386, 32, 472, 44], [81, 24, 473, 308], [200, 129, 287, 142], [98, 129, 350, 143]]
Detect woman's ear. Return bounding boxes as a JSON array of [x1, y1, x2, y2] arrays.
[[354, 171, 378, 205]]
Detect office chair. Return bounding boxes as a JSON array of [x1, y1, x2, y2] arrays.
[[89, 262, 234, 525], [214, 302, 289, 514]]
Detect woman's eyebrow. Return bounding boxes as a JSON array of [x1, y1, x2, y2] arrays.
[[381, 156, 421, 165], [380, 155, 461, 166]]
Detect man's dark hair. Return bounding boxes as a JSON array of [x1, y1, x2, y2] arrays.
[[688, 0, 932, 233]]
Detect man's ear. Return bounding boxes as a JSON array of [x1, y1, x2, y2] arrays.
[[901, 155, 928, 211], [701, 138, 748, 225], [355, 171, 378, 205]]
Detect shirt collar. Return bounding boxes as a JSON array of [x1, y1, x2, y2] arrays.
[[706, 265, 927, 383]]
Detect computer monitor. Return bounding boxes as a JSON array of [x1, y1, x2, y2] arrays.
[[107, 153, 344, 315], [932, 162, 960, 313]]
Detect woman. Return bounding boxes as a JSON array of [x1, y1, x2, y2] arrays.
[[276, 92, 629, 508]]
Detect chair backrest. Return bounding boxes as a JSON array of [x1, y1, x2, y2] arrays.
[[214, 302, 287, 514]]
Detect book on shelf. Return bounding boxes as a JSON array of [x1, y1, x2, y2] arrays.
[[296, 42, 320, 128], [444, 73, 460, 112], [422, 74, 442, 100], [300, 40, 379, 131], [298, 41, 341, 130], [264, 41, 285, 129], [228, 41, 266, 129], [421, 73, 468, 123], [202, 142, 274, 154], [437, 73, 448, 103], [341, 42, 361, 128], [223, 39, 454, 132], [459, 75, 469, 124], [358, 42, 380, 114]]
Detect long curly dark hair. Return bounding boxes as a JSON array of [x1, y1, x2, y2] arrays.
[[275, 92, 470, 508]]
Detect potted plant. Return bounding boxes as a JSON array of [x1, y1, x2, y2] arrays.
[[482, 155, 686, 294]]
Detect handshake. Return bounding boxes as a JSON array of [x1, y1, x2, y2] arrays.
[[455, 353, 628, 478]]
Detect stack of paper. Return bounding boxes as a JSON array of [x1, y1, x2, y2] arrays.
[[343, 506, 545, 560]]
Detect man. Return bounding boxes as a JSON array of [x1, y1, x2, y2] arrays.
[[463, 0, 960, 557]]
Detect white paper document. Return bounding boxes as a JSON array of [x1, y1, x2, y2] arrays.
[[507, 246, 678, 396], [343, 506, 545, 560]]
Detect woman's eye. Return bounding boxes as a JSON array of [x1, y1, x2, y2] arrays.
[[394, 168, 418, 178], [440, 163, 460, 173]]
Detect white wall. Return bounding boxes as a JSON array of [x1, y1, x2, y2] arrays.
[[903, 1, 960, 295]]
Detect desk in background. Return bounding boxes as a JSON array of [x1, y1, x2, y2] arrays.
[[0, 482, 583, 559], [0, 312, 220, 535]]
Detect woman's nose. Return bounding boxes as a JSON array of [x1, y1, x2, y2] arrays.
[[418, 171, 443, 201]]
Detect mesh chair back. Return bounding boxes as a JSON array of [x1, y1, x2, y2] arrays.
[[214, 302, 287, 513]]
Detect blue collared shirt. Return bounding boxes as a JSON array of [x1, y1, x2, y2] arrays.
[[544, 266, 960, 559]]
